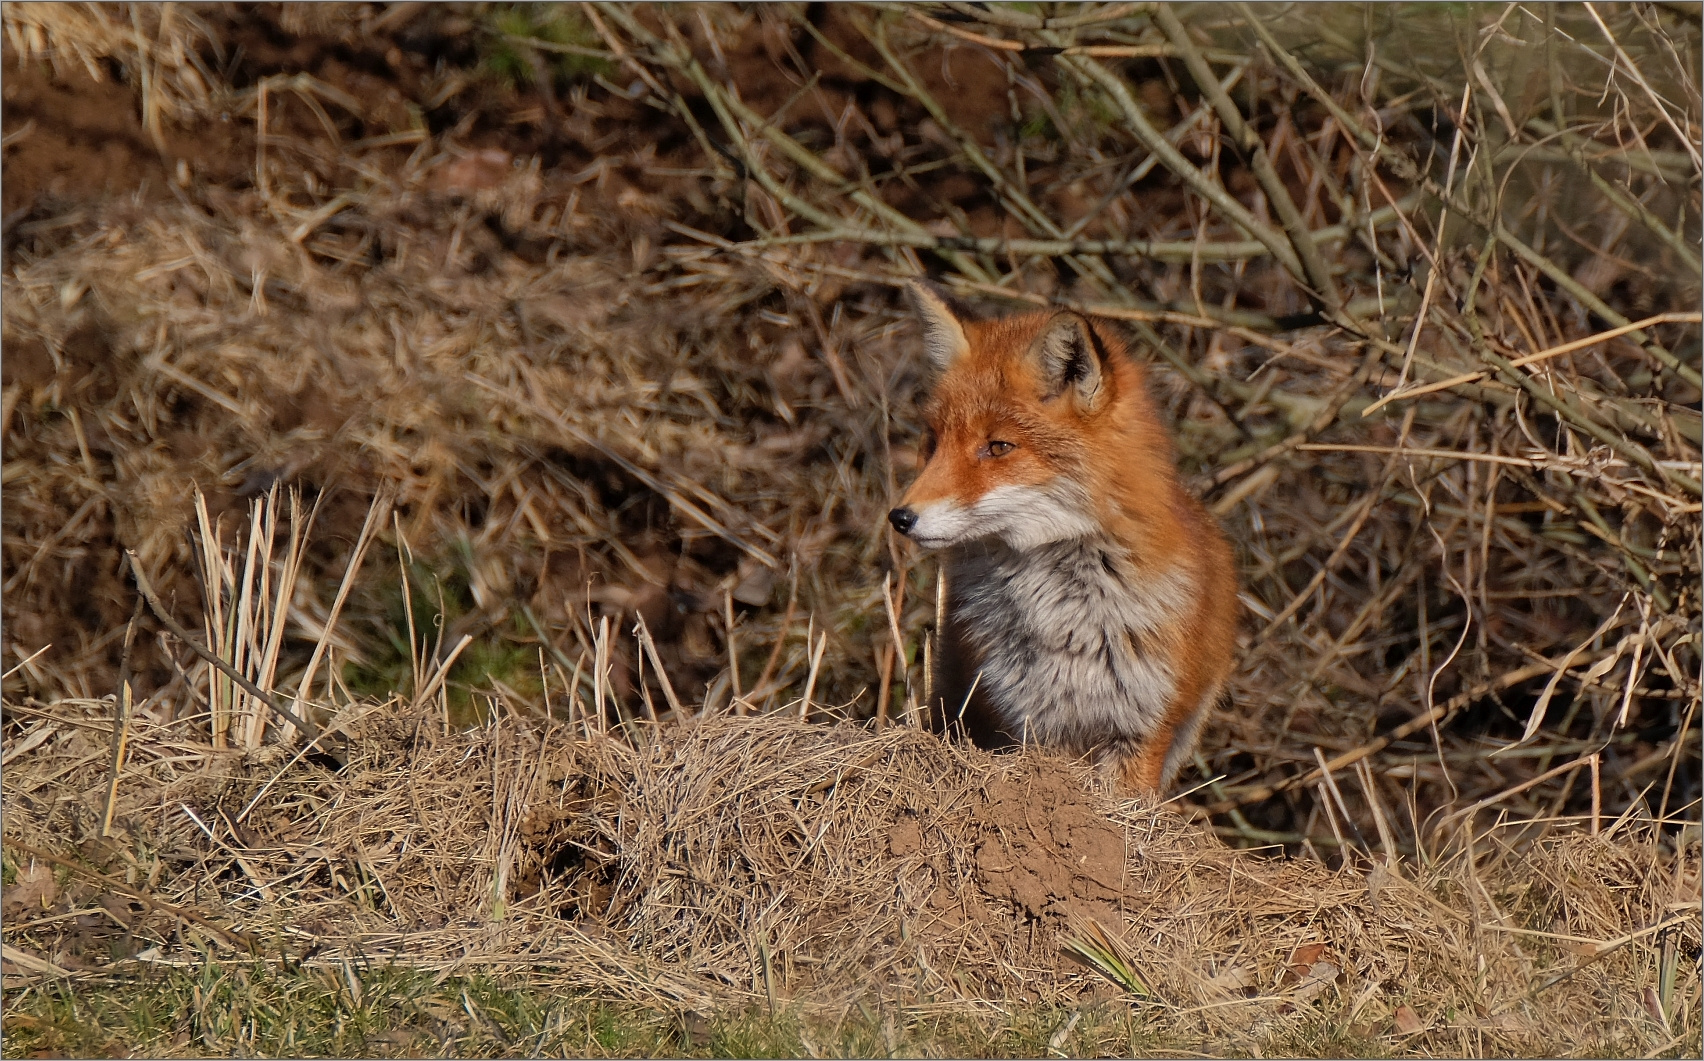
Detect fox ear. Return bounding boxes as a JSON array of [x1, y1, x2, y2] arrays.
[[907, 279, 970, 370], [1030, 312, 1105, 408]]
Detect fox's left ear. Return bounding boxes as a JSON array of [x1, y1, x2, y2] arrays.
[[1030, 312, 1106, 409]]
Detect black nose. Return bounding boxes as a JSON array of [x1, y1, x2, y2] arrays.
[[888, 507, 918, 535]]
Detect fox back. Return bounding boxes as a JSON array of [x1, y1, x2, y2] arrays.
[[888, 281, 1239, 794]]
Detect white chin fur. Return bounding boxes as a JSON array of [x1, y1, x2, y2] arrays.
[[908, 481, 1097, 550]]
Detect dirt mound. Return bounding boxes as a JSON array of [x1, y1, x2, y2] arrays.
[[970, 772, 1127, 923], [535, 715, 1137, 998]]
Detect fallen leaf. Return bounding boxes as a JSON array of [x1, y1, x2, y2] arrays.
[[1367, 860, 1389, 917], [96, 892, 138, 930], [1, 863, 56, 918], [732, 557, 775, 606], [1291, 961, 1340, 1005], [1484, 1012, 1528, 1034], [1394, 1004, 1426, 1034], [1203, 964, 1255, 999], [1, 721, 56, 766], [1283, 941, 1331, 983], [1641, 985, 1668, 1025], [430, 148, 513, 193], [1291, 941, 1329, 966]]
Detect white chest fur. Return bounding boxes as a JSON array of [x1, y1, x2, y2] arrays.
[[947, 536, 1194, 749]]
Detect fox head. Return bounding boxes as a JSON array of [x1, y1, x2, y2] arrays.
[[889, 280, 1149, 552]]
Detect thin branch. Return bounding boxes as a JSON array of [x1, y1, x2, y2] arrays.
[[1235, 1, 1701, 390], [1057, 50, 1308, 281], [1202, 655, 1589, 815], [1154, 4, 1344, 312], [938, 1, 1154, 32]]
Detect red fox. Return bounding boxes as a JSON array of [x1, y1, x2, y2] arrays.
[[888, 281, 1239, 795]]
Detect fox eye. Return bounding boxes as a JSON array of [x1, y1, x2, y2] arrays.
[[921, 428, 938, 459], [986, 440, 1016, 458]]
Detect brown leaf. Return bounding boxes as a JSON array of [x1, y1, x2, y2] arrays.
[[1290, 941, 1328, 966], [1283, 941, 1330, 983], [1290, 960, 1340, 1004], [96, 892, 137, 930], [1394, 1004, 1426, 1034], [1, 863, 57, 918], [732, 556, 775, 606], [1641, 986, 1668, 1025], [429, 148, 513, 193], [1203, 964, 1255, 999]]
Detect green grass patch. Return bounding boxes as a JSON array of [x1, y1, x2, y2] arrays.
[[480, 3, 615, 89], [341, 542, 550, 726], [4, 965, 680, 1059], [0, 964, 1188, 1059], [4, 961, 1680, 1059]]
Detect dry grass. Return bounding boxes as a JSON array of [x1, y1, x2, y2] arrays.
[[2, 3, 1700, 1056], [4, 700, 1699, 1056]]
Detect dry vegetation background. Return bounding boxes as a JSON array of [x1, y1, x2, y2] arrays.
[[1, 2, 1700, 1057]]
